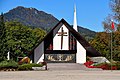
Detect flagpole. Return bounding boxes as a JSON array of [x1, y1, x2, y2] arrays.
[[111, 31, 113, 71], [110, 19, 114, 72]]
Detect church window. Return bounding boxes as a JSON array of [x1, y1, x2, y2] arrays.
[[69, 32, 76, 50]]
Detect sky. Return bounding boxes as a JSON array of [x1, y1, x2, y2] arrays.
[[0, 0, 111, 32]]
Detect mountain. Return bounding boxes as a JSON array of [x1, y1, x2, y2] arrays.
[[78, 26, 96, 40], [3, 6, 96, 40], [4, 6, 59, 29]]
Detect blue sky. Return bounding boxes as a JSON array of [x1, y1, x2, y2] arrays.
[[0, 0, 111, 32]]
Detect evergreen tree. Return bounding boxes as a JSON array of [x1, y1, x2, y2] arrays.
[[0, 13, 7, 61]]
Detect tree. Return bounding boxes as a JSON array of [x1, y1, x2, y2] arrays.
[[112, 31, 120, 61], [5, 21, 46, 61], [110, 0, 120, 23], [100, 0, 120, 61], [90, 32, 111, 59], [90, 31, 120, 61], [0, 13, 7, 61], [0, 13, 5, 39], [102, 15, 113, 32], [102, 0, 120, 31], [117, 24, 120, 31], [32, 28, 46, 44]]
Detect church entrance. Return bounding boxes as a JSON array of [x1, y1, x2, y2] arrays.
[[44, 50, 76, 63]]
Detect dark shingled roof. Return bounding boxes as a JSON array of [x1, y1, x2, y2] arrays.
[[31, 19, 102, 57]]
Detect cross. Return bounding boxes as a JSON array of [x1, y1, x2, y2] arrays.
[[57, 27, 67, 49]]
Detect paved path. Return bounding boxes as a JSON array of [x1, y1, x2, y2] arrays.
[[47, 63, 102, 71], [0, 63, 120, 80], [0, 70, 120, 80]]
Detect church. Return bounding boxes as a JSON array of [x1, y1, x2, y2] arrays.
[[30, 6, 102, 64]]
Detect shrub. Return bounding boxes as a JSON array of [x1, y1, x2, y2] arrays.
[[18, 63, 43, 70], [0, 60, 18, 69], [18, 64, 32, 70], [7, 60, 19, 68], [84, 61, 93, 66], [86, 56, 91, 61], [94, 62, 117, 70], [85, 61, 120, 70], [29, 63, 43, 67], [115, 62, 120, 70], [0, 60, 18, 70]]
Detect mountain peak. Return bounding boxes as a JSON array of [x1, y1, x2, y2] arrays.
[[4, 6, 59, 28], [13, 6, 37, 11], [15, 6, 25, 9]]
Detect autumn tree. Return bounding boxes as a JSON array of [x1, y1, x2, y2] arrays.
[[90, 32, 111, 59], [110, 0, 120, 22], [103, 0, 120, 31], [97, 0, 120, 61], [90, 31, 120, 61]]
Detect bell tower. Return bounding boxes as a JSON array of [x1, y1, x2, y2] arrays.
[[73, 4, 86, 64], [73, 4, 78, 31]]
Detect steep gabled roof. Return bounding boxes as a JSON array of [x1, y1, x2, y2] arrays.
[[32, 19, 102, 57], [61, 19, 101, 57]]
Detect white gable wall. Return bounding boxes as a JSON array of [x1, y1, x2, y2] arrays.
[[34, 21, 86, 64], [53, 24, 69, 50], [76, 41, 86, 64], [34, 41, 44, 63], [53, 23, 86, 63]]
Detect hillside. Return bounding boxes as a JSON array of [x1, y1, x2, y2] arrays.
[[78, 26, 96, 40], [4, 6, 59, 29], [3, 6, 96, 40]]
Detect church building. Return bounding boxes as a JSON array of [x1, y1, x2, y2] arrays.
[[30, 5, 102, 64]]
